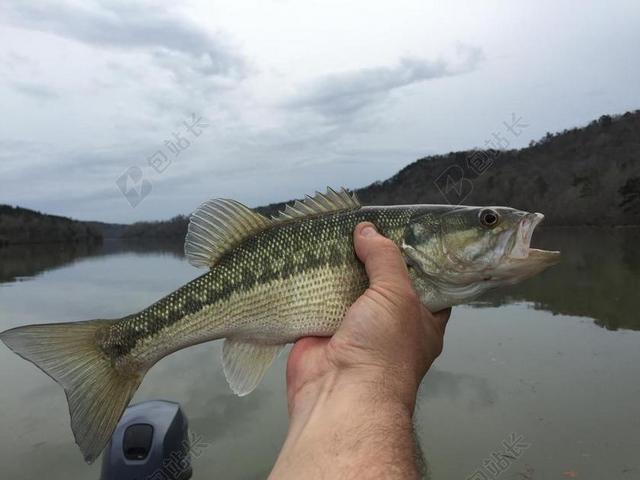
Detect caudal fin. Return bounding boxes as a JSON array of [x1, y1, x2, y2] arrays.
[[0, 320, 143, 463]]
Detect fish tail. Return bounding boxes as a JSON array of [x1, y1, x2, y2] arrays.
[[0, 319, 143, 464]]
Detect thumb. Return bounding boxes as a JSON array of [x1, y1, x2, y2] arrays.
[[353, 222, 412, 293]]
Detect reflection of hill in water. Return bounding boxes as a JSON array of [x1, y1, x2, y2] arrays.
[[475, 227, 640, 331], [1, 228, 637, 331], [0, 239, 184, 284]]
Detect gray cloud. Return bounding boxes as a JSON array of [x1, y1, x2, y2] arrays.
[[1, 1, 245, 78], [10, 81, 59, 101], [2, 0, 639, 225], [285, 45, 483, 118]]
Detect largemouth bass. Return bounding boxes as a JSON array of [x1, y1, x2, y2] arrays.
[[0, 188, 559, 462]]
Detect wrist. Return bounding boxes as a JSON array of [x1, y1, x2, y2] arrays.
[[271, 369, 420, 479], [291, 365, 419, 419]]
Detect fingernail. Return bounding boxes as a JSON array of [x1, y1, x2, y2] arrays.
[[361, 225, 377, 237]]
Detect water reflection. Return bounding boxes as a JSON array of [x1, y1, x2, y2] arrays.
[[0, 238, 184, 283], [420, 369, 496, 409], [0, 242, 102, 283], [477, 227, 640, 330], [0, 228, 638, 479], [2, 227, 638, 330]]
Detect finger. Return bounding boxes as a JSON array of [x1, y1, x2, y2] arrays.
[[432, 308, 451, 334], [353, 222, 412, 291], [286, 337, 327, 386]]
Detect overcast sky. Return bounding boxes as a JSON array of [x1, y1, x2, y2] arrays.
[[1, 0, 639, 223]]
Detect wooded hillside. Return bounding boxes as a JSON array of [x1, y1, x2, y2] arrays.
[[0, 205, 102, 245]]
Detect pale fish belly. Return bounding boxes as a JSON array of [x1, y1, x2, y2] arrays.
[[217, 263, 368, 342], [120, 263, 368, 370]]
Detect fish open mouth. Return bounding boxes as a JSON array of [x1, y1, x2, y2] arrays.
[[508, 213, 560, 262]]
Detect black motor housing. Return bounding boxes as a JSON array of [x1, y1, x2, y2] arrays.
[[100, 400, 193, 480]]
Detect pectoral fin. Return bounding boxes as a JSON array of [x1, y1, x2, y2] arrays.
[[222, 339, 284, 396]]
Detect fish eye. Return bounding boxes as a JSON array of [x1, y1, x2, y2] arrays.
[[479, 209, 500, 228]]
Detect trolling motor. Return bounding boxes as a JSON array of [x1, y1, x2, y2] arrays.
[[101, 400, 193, 480]]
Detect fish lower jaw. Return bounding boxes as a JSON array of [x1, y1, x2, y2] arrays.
[[507, 247, 561, 260], [524, 248, 561, 263], [499, 248, 561, 279]]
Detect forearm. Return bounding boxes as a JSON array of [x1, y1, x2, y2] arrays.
[[269, 371, 423, 479]]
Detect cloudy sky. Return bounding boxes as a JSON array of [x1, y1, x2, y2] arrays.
[[1, 0, 639, 223]]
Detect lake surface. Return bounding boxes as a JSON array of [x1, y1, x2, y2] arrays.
[[0, 228, 638, 479]]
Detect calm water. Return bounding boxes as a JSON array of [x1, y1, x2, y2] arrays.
[[0, 228, 638, 479]]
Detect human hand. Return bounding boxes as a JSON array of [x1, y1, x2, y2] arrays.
[[286, 221, 451, 415], [270, 222, 451, 479]]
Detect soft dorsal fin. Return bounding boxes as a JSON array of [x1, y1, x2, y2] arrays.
[[272, 187, 360, 222], [185, 198, 272, 268], [222, 339, 284, 396]]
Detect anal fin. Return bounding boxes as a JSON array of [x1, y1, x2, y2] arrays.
[[222, 339, 284, 396]]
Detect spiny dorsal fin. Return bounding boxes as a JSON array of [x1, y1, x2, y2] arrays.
[[272, 187, 360, 222], [222, 339, 284, 396], [185, 198, 272, 268]]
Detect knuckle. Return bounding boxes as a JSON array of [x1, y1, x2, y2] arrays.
[[367, 283, 405, 313], [369, 281, 420, 314], [399, 287, 420, 306], [377, 237, 400, 254]]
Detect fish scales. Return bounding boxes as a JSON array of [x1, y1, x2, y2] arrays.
[[100, 206, 415, 369]]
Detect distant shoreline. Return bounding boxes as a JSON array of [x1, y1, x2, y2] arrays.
[[2, 223, 639, 248], [3, 109, 639, 243]]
